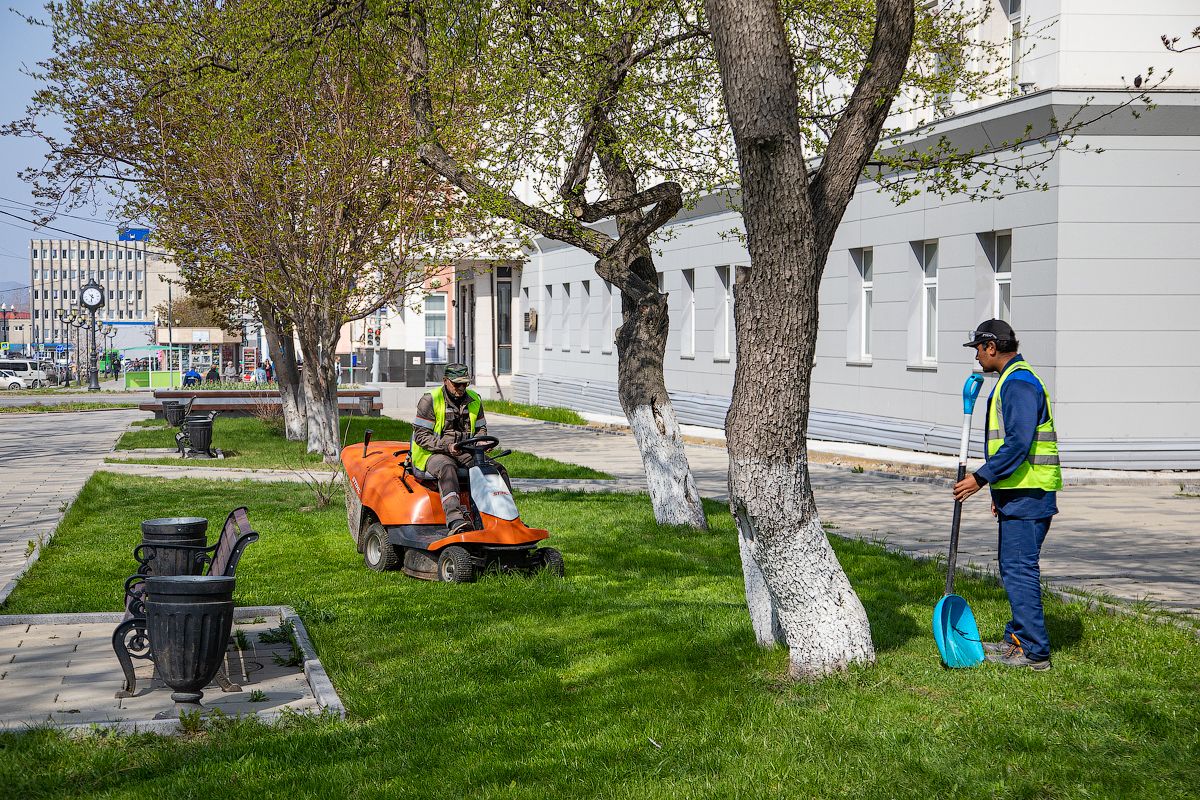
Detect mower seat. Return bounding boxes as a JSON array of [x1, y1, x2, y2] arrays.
[[407, 460, 471, 487]]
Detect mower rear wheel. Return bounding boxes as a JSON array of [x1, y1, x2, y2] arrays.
[[437, 546, 475, 583], [362, 522, 399, 572], [539, 547, 565, 578]]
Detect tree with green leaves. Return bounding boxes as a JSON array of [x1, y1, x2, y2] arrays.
[[702, 0, 1161, 677], [8, 0, 490, 457], [395, 0, 723, 529]]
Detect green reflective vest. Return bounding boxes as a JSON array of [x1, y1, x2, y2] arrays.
[[986, 360, 1062, 491], [410, 386, 481, 471]]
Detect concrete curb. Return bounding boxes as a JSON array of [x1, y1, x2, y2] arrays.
[[0, 605, 347, 736]]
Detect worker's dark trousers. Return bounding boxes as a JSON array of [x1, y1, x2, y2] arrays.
[[998, 516, 1052, 661], [425, 453, 511, 527]]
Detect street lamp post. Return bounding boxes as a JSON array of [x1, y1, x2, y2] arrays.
[[54, 309, 70, 387], [0, 303, 12, 354]]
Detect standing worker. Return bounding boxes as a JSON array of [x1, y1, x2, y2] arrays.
[[952, 320, 1061, 671], [410, 363, 509, 535]]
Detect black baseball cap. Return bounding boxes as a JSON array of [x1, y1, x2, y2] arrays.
[[963, 319, 1016, 348]]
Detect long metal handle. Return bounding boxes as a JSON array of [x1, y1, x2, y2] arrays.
[[946, 400, 976, 596]]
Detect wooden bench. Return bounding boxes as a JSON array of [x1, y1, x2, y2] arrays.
[[113, 507, 260, 698]]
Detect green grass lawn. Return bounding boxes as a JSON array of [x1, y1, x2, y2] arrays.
[[1, 473, 1197, 799], [485, 399, 588, 425], [110, 415, 610, 479]]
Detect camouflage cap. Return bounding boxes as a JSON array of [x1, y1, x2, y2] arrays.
[[443, 362, 470, 383]]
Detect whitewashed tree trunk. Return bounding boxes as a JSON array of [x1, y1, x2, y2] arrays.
[[731, 459, 874, 675], [260, 303, 307, 441], [707, 0, 914, 676], [627, 400, 706, 527], [296, 325, 342, 461]]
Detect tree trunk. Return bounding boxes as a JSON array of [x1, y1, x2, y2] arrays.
[[295, 322, 342, 460], [706, 0, 919, 677], [609, 258, 707, 529], [259, 302, 306, 441], [598, 138, 707, 530]]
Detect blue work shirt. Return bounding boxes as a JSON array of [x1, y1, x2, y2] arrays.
[[973, 354, 1059, 520]]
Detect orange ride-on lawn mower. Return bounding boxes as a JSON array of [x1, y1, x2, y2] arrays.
[[341, 432, 564, 583]]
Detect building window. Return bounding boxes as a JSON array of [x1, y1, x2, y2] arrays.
[[850, 248, 874, 360], [714, 266, 732, 361], [31, 248, 38, 259], [561, 282, 572, 351], [496, 278, 512, 373], [921, 241, 938, 362], [602, 280, 616, 354], [543, 284, 553, 350], [992, 232, 1012, 322], [681, 268, 695, 359], [580, 280, 591, 353], [1008, 0, 1022, 88], [423, 292, 448, 363]]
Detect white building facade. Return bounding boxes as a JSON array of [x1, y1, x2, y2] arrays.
[[503, 3, 1200, 469]]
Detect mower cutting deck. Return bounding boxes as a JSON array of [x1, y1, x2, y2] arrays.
[[341, 432, 563, 583]]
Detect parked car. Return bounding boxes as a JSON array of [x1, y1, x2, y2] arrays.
[[0, 359, 50, 388], [0, 369, 29, 390]]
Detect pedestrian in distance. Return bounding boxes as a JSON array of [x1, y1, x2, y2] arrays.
[[204, 364, 219, 383], [410, 363, 511, 536], [953, 320, 1061, 671], [221, 361, 236, 382], [253, 363, 267, 384]]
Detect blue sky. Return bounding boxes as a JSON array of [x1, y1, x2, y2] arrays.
[[0, 0, 123, 288]]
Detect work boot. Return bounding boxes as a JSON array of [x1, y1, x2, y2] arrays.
[[982, 638, 1016, 656], [447, 517, 473, 536], [996, 649, 1052, 671]]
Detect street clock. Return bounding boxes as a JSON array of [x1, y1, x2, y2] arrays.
[[81, 279, 106, 311]]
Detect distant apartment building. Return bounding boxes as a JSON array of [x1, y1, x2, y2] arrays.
[[28, 238, 179, 352]]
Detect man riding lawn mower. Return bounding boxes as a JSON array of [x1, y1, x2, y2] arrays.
[[340, 363, 563, 583]]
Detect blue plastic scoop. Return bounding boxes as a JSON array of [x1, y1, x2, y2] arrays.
[[932, 374, 986, 669]]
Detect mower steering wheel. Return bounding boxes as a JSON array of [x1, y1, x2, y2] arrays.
[[457, 435, 499, 455]]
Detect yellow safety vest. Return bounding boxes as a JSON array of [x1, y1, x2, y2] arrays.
[[986, 360, 1062, 491], [410, 386, 480, 471]]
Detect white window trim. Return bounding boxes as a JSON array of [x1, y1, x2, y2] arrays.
[[714, 265, 732, 362], [580, 280, 591, 353], [561, 282, 572, 352], [861, 253, 874, 361], [681, 269, 696, 360], [921, 241, 938, 364], [602, 280, 616, 355]]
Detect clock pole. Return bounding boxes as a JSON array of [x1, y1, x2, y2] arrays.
[[81, 278, 105, 392]]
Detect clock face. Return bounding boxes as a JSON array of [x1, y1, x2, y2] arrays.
[[82, 286, 103, 307]]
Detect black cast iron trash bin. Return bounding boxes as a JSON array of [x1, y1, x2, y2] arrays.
[[162, 401, 186, 426], [144, 574, 235, 719], [186, 416, 216, 457], [137, 517, 209, 577]]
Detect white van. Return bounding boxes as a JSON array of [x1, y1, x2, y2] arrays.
[[0, 359, 51, 387]]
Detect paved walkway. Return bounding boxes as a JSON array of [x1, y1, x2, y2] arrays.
[[0, 606, 343, 733], [482, 416, 1200, 619], [0, 408, 146, 602]]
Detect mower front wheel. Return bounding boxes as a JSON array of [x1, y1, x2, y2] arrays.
[[362, 522, 399, 572], [437, 546, 476, 583], [538, 547, 565, 578]]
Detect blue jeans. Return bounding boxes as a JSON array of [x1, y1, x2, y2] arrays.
[[998, 516, 1052, 661]]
